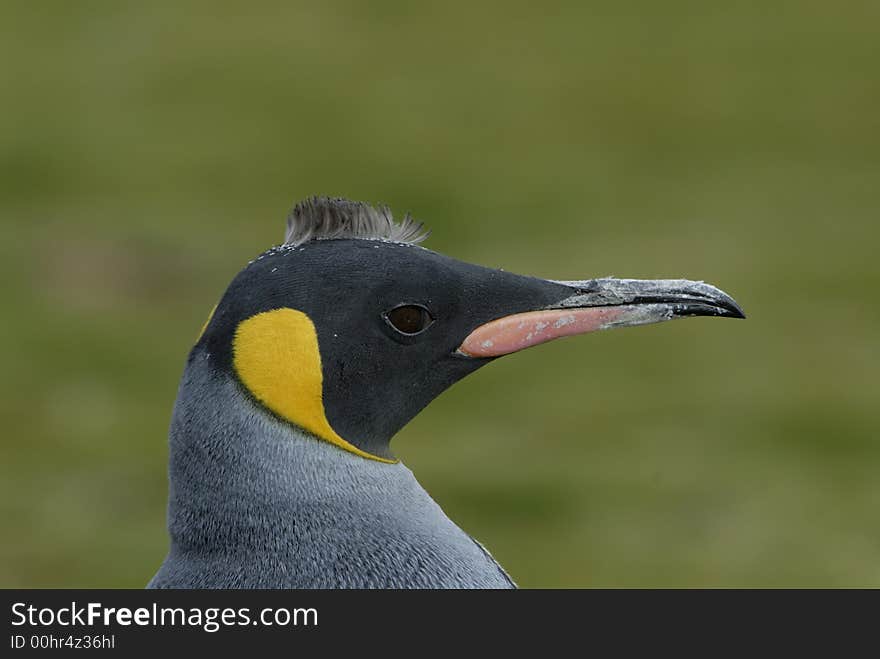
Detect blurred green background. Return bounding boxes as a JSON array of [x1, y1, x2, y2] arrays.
[[1, 1, 878, 588]]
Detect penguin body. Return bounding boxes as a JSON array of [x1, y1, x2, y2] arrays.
[[149, 197, 743, 589]]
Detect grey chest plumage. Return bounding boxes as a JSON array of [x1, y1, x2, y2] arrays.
[[148, 354, 514, 589]]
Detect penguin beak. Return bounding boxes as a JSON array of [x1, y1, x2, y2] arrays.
[[458, 278, 745, 358]]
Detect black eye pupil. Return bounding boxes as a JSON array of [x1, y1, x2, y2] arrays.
[[386, 305, 432, 335]]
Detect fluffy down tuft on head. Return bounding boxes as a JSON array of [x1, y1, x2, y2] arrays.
[[284, 197, 429, 247]]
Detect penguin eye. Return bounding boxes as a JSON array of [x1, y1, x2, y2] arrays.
[[384, 304, 434, 335]]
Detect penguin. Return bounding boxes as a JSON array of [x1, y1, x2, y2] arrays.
[[148, 197, 744, 589]]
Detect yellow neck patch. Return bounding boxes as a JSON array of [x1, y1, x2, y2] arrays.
[[196, 304, 218, 342], [232, 308, 395, 464]]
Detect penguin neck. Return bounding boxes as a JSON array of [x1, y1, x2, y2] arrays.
[[156, 349, 516, 588], [166, 350, 443, 550]]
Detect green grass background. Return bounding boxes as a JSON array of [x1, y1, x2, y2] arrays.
[[1, 1, 877, 587]]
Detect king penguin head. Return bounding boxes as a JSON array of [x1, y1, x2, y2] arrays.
[[195, 197, 744, 463]]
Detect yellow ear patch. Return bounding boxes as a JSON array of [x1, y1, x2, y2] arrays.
[[232, 308, 395, 464]]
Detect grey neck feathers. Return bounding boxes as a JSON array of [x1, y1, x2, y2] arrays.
[[148, 349, 514, 589]]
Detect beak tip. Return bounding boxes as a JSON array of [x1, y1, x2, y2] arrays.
[[676, 297, 746, 320], [719, 293, 747, 320], [686, 282, 746, 320], [719, 298, 746, 320]]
